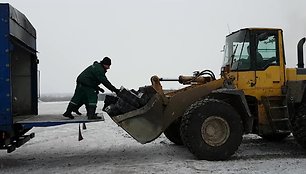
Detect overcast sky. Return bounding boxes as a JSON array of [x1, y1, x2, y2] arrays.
[[4, 0, 306, 94]]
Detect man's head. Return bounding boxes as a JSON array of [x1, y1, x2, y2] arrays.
[[100, 57, 111, 70]]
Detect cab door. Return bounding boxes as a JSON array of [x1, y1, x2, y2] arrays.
[[231, 31, 284, 97], [251, 31, 284, 97]]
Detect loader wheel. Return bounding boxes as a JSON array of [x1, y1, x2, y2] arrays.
[[290, 102, 306, 149], [163, 117, 183, 145], [180, 99, 243, 161]]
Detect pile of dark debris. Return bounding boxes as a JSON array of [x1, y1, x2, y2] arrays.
[[103, 86, 157, 117]]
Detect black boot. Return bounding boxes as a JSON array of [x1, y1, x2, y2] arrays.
[[71, 104, 82, 115], [63, 103, 76, 119], [73, 109, 82, 116], [86, 106, 101, 120]]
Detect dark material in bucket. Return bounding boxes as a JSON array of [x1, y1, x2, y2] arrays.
[[117, 88, 141, 108], [103, 95, 119, 111], [103, 86, 157, 117]]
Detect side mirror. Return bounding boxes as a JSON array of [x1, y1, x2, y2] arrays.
[[220, 45, 225, 52]]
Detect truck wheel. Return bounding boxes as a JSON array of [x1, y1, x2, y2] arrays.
[[290, 102, 306, 148], [163, 117, 183, 145], [180, 99, 243, 161]]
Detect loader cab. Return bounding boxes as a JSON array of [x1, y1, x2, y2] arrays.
[[223, 29, 280, 72], [222, 28, 286, 98], [221, 28, 289, 137]]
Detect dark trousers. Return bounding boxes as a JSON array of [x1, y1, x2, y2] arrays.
[[70, 84, 98, 108]]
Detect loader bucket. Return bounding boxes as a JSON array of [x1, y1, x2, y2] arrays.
[[109, 78, 225, 144], [111, 93, 165, 144]]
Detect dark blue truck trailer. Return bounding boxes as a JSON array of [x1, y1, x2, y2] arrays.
[[0, 3, 101, 153]]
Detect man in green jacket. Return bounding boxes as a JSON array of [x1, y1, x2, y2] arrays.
[[63, 57, 119, 119]]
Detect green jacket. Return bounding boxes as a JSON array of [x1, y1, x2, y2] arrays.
[[76, 61, 117, 92]]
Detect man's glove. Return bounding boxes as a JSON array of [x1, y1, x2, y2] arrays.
[[97, 87, 105, 93], [99, 87, 105, 93], [114, 88, 120, 95]]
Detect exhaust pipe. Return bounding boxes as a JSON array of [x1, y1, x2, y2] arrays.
[[297, 37, 306, 68]]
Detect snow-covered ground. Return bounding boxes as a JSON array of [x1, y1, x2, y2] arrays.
[[1, 101, 306, 174]]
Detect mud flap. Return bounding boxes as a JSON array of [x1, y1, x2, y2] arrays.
[[78, 123, 83, 141]]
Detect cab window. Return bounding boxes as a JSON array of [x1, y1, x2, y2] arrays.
[[256, 34, 278, 70]]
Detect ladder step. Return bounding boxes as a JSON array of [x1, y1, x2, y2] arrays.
[[265, 96, 286, 100], [272, 118, 289, 122], [262, 96, 290, 135], [270, 106, 287, 109], [275, 130, 291, 134]]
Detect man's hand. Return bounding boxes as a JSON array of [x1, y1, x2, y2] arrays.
[[98, 87, 105, 93], [114, 88, 120, 95]]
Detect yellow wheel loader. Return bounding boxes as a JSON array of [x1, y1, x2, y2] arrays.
[[106, 28, 306, 161]]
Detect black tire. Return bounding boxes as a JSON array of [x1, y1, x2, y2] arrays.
[[260, 133, 290, 141], [103, 95, 119, 111], [290, 102, 306, 149], [164, 117, 183, 145], [116, 98, 137, 113], [180, 99, 243, 161], [117, 88, 141, 108]]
